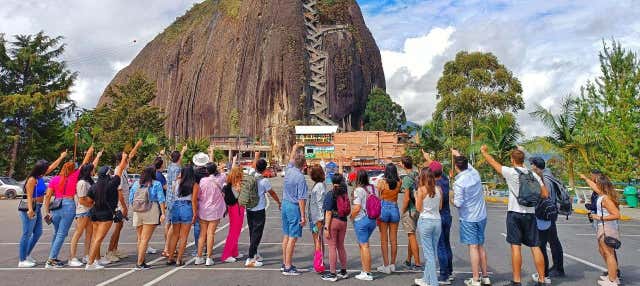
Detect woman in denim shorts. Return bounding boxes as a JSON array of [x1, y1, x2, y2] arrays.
[[167, 166, 199, 266], [351, 170, 377, 281], [375, 163, 402, 274], [68, 162, 100, 267]]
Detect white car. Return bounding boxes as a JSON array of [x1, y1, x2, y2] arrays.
[[0, 177, 25, 199], [368, 171, 385, 186]]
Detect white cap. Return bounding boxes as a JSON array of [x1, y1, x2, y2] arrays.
[[192, 152, 210, 167]]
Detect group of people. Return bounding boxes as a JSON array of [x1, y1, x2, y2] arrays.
[[16, 140, 623, 286]]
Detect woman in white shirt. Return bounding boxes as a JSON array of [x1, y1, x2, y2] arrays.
[[414, 167, 442, 286]]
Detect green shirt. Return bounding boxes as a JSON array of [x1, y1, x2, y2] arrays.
[[402, 170, 418, 211]]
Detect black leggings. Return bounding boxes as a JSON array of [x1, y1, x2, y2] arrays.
[[247, 209, 266, 259]]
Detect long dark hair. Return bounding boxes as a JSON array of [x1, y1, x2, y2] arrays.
[[92, 171, 111, 209], [356, 169, 369, 188], [140, 166, 156, 186], [178, 165, 197, 197], [206, 162, 219, 176], [331, 173, 347, 199], [384, 163, 399, 190], [24, 160, 49, 191], [78, 163, 95, 185]]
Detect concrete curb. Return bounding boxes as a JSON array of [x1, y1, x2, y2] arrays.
[[484, 197, 633, 221]]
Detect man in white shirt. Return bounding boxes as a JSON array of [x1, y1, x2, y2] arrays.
[[480, 145, 548, 286]]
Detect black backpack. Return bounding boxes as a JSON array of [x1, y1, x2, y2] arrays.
[[535, 197, 558, 221], [512, 168, 541, 207], [222, 184, 238, 206], [546, 175, 572, 219]]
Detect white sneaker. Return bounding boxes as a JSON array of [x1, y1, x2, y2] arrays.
[[205, 258, 214, 266], [99, 257, 111, 265], [245, 258, 263, 267], [68, 258, 84, 267], [146, 247, 158, 254], [85, 262, 104, 271], [235, 253, 244, 259], [82, 255, 89, 264], [388, 264, 395, 272], [18, 260, 36, 268], [481, 276, 491, 285], [532, 273, 551, 284], [224, 257, 237, 263], [255, 253, 263, 262], [464, 278, 481, 286], [376, 265, 391, 274], [106, 252, 120, 263], [414, 278, 429, 286], [26, 256, 36, 264], [194, 257, 205, 265], [355, 271, 374, 281], [598, 278, 620, 286]]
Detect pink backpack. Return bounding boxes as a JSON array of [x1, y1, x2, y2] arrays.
[[364, 185, 381, 219], [336, 193, 351, 218]]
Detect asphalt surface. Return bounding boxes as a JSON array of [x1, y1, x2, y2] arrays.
[[0, 177, 638, 286]]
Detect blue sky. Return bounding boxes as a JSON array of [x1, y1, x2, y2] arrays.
[[2, 0, 639, 137]]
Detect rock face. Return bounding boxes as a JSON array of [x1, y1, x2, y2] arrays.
[[99, 0, 385, 159]]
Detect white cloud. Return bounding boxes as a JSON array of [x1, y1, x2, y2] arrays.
[[364, 0, 640, 138], [381, 27, 455, 79]]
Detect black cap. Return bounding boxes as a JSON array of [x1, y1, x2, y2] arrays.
[[98, 166, 112, 176], [528, 157, 546, 170]]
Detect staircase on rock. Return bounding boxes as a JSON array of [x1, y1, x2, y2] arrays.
[[303, 0, 347, 128]]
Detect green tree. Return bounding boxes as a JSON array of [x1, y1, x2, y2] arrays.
[[434, 51, 524, 158], [0, 31, 77, 177], [576, 40, 640, 181], [229, 108, 240, 136], [86, 73, 167, 169], [363, 88, 406, 132], [530, 97, 587, 190], [472, 113, 522, 173]]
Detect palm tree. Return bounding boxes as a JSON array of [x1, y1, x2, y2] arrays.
[[530, 97, 588, 191], [472, 113, 522, 166]]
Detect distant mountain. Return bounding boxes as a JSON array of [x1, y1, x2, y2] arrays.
[[401, 121, 420, 135]]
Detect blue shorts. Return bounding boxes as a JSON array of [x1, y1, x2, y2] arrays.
[[379, 201, 400, 223], [282, 201, 302, 238], [354, 217, 377, 244], [75, 211, 91, 218], [460, 218, 487, 245], [171, 201, 193, 224]]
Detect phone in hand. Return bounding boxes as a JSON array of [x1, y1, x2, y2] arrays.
[[44, 214, 52, 225]]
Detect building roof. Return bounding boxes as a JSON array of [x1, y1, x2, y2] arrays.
[[295, 125, 339, 135]]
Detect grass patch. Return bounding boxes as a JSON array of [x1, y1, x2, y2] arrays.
[[219, 0, 241, 19], [160, 0, 217, 42]]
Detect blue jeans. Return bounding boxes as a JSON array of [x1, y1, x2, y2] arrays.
[[18, 203, 43, 261], [353, 217, 377, 244], [281, 201, 302, 238], [192, 217, 200, 256], [171, 201, 193, 224], [49, 199, 75, 259], [418, 218, 441, 286], [379, 201, 400, 223], [438, 214, 453, 277]]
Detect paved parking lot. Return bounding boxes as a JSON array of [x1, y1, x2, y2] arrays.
[[0, 177, 638, 286]]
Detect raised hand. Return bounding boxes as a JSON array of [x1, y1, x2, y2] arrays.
[[60, 150, 68, 158], [480, 145, 488, 154], [451, 148, 461, 157]]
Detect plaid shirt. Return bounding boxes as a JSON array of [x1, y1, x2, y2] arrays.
[[165, 163, 181, 211]]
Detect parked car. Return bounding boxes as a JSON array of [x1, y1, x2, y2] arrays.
[[127, 174, 140, 185], [368, 171, 385, 186], [0, 177, 25, 199], [262, 167, 276, 178], [347, 166, 385, 185]]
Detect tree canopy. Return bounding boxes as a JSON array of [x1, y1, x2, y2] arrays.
[[0, 31, 77, 177], [363, 87, 406, 132]]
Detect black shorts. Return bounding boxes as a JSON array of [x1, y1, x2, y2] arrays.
[[91, 209, 115, 222], [506, 211, 539, 247]]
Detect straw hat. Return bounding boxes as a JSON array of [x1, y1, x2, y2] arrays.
[[192, 152, 210, 167]]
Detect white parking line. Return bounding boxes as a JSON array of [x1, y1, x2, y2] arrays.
[[575, 233, 640, 237], [144, 225, 248, 286], [96, 222, 229, 286], [500, 233, 607, 272], [143, 199, 270, 286], [0, 267, 132, 271]]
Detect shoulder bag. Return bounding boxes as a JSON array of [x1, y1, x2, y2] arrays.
[[600, 200, 621, 249]]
